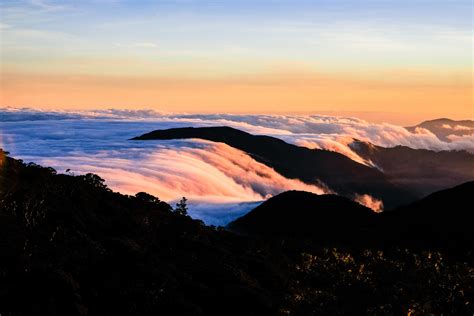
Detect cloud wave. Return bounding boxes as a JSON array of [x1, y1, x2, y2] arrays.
[[1, 108, 472, 224], [37, 140, 329, 203]]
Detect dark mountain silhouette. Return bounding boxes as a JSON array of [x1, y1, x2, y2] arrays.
[[407, 118, 474, 142], [350, 140, 474, 196], [133, 126, 416, 209], [228, 182, 474, 250], [380, 181, 474, 249], [0, 150, 285, 315], [1, 150, 472, 314], [227, 191, 377, 244]]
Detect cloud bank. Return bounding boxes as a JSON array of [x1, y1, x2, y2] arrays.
[[1, 108, 472, 223], [48, 140, 328, 204]]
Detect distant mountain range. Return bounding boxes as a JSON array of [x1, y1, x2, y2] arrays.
[[4, 118, 472, 313], [380, 181, 474, 249], [349, 139, 474, 195], [407, 118, 474, 142], [133, 126, 416, 209], [133, 126, 474, 209]]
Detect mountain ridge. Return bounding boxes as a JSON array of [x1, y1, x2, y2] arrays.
[[407, 118, 474, 143], [133, 126, 416, 209], [349, 139, 474, 195], [228, 181, 474, 250], [227, 190, 377, 245]]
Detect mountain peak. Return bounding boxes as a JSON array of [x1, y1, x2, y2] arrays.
[[228, 191, 377, 243], [406, 118, 474, 143]]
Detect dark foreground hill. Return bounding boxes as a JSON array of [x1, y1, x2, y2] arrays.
[[0, 150, 285, 315], [133, 126, 416, 209], [380, 181, 474, 250], [228, 191, 377, 244], [350, 140, 474, 195], [0, 150, 472, 314], [228, 183, 474, 251]]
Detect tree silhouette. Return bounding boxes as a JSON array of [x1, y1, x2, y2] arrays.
[[175, 197, 188, 216], [80, 173, 108, 190], [135, 192, 161, 204]]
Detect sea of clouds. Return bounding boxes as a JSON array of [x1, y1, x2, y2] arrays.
[[1, 107, 472, 225]]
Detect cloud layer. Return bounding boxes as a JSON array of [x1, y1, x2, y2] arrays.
[[1, 108, 472, 224]]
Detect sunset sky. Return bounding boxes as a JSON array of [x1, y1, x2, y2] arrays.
[[0, 0, 472, 124]]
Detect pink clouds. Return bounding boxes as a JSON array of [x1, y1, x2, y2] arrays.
[[442, 124, 472, 131], [354, 194, 384, 213], [1, 108, 472, 224], [292, 135, 376, 167], [39, 140, 330, 204]]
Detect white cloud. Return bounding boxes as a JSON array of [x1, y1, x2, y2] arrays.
[[29, 0, 69, 12], [1, 108, 472, 224], [0, 23, 11, 30], [29, 140, 329, 203], [114, 42, 159, 49], [442, 124, 472, 131]]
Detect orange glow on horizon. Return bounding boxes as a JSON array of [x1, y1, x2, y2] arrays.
[[1, 70, 472, 125]]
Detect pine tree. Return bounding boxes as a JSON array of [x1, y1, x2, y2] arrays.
[[175, 197, 188, 216]]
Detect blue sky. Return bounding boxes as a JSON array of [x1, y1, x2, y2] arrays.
[[2, 0, 471, 70]]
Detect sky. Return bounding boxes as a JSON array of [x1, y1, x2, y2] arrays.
[[0, 0, 472, 124]]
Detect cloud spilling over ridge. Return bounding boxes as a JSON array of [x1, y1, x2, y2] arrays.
[[354, 194, 384, 213], [177, 114, 474, 157], [181, 114, 473, 150], [286, 135, 375, 166], [1, 108, 472, 224], [37, 140, 329, 203], [0, 113, 330, 224], [445, 134, 474, 150], [2, 107, 472, 152]]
